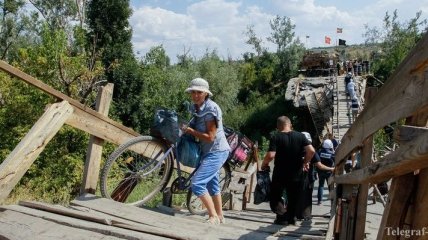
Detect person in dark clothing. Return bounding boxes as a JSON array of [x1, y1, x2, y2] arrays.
[[297, 132, 335, 221], [261, 116, 315, 225], [344, 72, 352, 94], [317, 139, 335, 205]]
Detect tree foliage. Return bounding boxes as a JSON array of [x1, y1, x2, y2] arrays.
[[364, 10, 427, 83]]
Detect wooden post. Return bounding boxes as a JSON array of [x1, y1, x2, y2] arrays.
[[377, 77, 428, 239], [354, 87, 377, 240], [80, 84, 114, 195], [0, 101, 73, 203], [407, 94, 428, 236]]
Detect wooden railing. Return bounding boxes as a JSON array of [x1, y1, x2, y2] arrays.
[[0, 61, 192, 202], [328, 31, 428, 239]]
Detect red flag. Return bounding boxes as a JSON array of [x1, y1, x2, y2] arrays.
[[325, 36, 331, 44], [337, 28, 343, 33]]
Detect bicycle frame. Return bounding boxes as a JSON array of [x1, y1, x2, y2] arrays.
[[137, 137, 200, 192]]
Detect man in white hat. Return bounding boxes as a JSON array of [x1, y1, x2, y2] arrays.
[[182, 78, 230, 224]]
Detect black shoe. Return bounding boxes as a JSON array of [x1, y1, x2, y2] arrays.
[[274, 219, 288, 225], [274, 214, 288, 225], [288, 220, 296, 225]]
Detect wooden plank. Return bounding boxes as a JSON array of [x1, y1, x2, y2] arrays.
[[18, 200, 111, 225], [16, 201, 189, 240], [335, 32, 428, 162], [81, 83, 114, 195], [71, 194, 273, 239], [393, 125, 428, 145], [65, 105, 138, 147], [0, 60, 139, 137], [354, 87, 376, 240], [334, 130, 428, 184], [182, 211, 328, 237], [0, 205, 168, 240], [411, 167, 428, 233], [403, 102, 428, 237], [0, 101, 73, 202], [376, 173, 416, 240], [0, 210, 128, 240], [325, 215, 335, 240]]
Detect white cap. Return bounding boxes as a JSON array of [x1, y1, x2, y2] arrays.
[[322, 139, 334, 149]]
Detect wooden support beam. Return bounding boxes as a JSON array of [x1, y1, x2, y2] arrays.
[[335, 33, 428, 162], [0, 101, 73, 203], [334, 130, 428, 184], [65, 105, 138, 147], [377, 100, 428, 240], [411, 168, 428, 231], [80, 83, 114, 195], [394, 125, 428, 145], [0, 60, 139, 138], [376, 173, 416, 240], [354, 87, 377, 240]]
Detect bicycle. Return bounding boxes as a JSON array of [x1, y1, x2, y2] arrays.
[[100, 109, 247, 214]]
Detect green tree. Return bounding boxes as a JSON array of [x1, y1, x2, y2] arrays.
[[86, 0, 143, 129], [195, 50, 240, 114], [364, 10, 427, 83], [29, 0, 79, 29], [268, 15, 305, 85], [0, 0, 40, 61], [245, 24, 264, 57]]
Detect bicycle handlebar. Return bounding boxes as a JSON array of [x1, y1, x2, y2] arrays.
[[192, 111, 214, 118]]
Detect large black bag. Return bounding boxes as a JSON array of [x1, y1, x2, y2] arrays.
[[253, 167, 271, 205], [150, 108, 180, 144]]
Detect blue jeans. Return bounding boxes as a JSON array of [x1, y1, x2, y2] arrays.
[[317, 172, 331, 202], [191, 150, 229, 196]]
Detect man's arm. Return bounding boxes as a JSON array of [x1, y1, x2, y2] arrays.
[[314, 162, 335, 172], [302, 145, 315, 171], [303, 144, 315, 164], [261, 151, 275, 169]]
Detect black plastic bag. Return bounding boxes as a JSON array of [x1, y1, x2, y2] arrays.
[[253, 167, 271, 205], [150, 108, 180, 144]]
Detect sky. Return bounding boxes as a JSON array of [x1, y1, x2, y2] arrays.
[[129, 0, 428, 63]]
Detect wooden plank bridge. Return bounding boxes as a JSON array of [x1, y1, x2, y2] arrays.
[[1, 31, 428, 239], [0, 194, 332, 240]]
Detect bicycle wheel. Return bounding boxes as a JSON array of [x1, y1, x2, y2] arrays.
[[100, 136, 174, 207], [186, 163, 232, 215]]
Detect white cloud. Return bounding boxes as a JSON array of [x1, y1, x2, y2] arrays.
[[131, 0, 275, 62], [130, 0, 428, 62]]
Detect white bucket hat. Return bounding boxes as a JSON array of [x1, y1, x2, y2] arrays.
[[185, 78, 213, 96]]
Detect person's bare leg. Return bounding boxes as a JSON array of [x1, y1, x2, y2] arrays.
[[212, 194, 224, 222], [199, 194, 218, 223]]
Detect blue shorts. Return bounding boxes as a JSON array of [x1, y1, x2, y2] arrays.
[[191, 150, 229, 197]]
